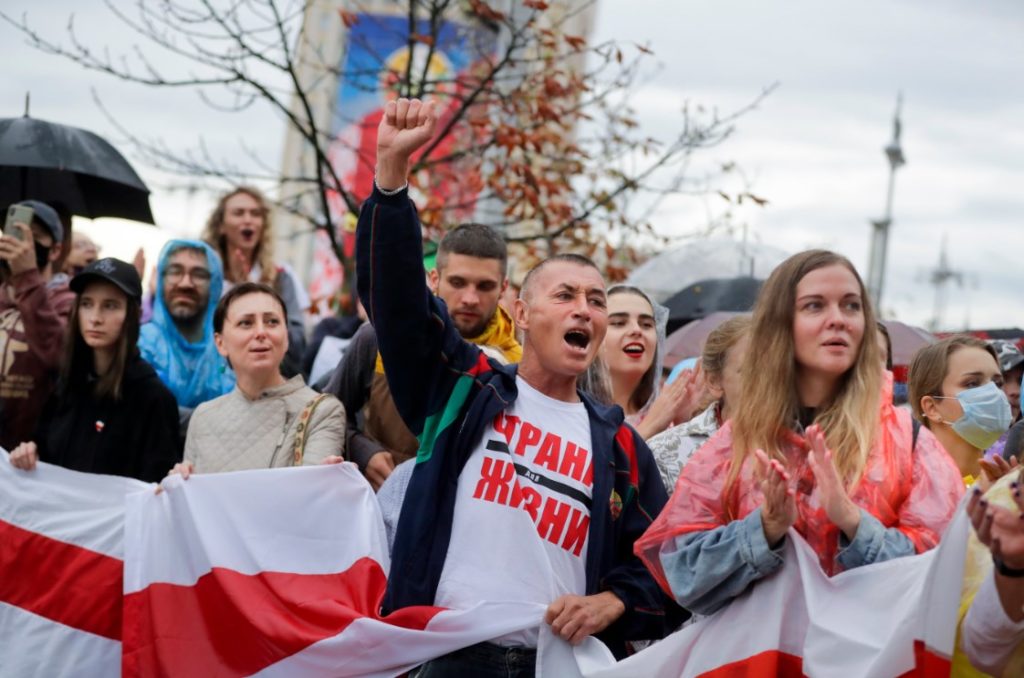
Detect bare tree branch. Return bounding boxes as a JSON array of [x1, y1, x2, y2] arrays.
[[3, 0, 772, 309]]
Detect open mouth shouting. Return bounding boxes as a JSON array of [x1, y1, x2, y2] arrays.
[[622, 341, 646, 359], [564, 328, 592, 355], [240, 228, 257, 242]]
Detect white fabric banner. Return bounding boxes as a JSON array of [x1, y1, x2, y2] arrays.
[[1, 450, 969, 677], [0, 450, 146, 678], [574, 507, 969, 677], [123, 462, 582, 677]]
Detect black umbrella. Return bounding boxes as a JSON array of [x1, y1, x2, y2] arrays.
[[0, 112, 154, 224], [664, 276, 762, 333]]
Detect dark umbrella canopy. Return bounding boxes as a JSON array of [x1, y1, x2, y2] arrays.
[[664, 276, 762, 333], [664, 311, 742, 367], [664, 315, 934, 369], [880, 320, 936, 366], [0, 115, 154, 224]]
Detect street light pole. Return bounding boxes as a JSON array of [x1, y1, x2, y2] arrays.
[[866, 94, 906, 311]]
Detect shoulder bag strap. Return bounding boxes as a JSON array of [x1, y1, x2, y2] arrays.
[[293, 393, 331, 466]]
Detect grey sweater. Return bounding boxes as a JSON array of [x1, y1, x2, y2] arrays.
[[184, 375, 345, 473]]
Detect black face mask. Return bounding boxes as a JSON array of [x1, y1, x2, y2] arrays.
[[34, 242, 51, 271]]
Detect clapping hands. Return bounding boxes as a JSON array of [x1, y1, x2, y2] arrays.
[[755, 448, 797, 546], [636, 365, 708, 439], [806, 424, 861, 540], [757, 424, 863, 546]]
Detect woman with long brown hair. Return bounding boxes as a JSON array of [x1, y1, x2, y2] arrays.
[[202, 186, 308, 376], [7, 258, 181, 481], [635, 250, 963, 615]]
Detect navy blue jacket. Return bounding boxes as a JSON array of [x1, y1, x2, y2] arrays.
[[356, 186, 685, 656]]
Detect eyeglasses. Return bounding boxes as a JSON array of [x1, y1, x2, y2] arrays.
[[164, 265, 211, 285]]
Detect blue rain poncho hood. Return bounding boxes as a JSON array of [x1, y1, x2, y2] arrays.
[[138, 239, 235, 408]]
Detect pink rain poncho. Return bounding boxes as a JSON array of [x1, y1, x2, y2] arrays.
[[636, 377, 965, 594]]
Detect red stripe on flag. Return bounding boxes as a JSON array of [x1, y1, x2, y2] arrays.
[[122, 556, 444, 677], [690, 640, 950, 677], [696, 650, 804, 677], [896, 640, 952, 677], [0, 518, 122, 640]]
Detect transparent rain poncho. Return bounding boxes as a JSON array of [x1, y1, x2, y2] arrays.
[[635, 374, 965, 594], [138, 239, 235, 409]]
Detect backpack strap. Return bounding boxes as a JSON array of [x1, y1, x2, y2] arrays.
[[293, 393, 332, 466]]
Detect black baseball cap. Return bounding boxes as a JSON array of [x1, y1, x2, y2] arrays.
[[70, 257, 143, 301]]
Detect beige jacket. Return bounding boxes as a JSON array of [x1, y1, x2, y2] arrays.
[[185, 375, 345, 473]]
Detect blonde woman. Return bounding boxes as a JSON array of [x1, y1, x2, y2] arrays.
[[635, 250, 963, 615], [647, 315, 751, 495]]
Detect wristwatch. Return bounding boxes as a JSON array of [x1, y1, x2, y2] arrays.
[[993, 556, 1024, 578]]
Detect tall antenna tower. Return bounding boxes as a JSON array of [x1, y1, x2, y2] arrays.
[[927, 234, 963, 332], [866, 94, 907, 309]]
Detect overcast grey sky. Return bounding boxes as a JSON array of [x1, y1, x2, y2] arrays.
[[3, 1, 1022, 329], [591, 0, 1024, 330]]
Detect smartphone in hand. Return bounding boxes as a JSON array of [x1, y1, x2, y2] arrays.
[[4, 204, 34, 241]]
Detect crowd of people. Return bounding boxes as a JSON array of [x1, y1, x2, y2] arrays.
[[4, 97, 1024, 676]]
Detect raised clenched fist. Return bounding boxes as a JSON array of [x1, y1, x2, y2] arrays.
[[375, 98, 438, 189]]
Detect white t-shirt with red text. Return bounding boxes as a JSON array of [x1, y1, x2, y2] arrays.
[[434, 376, 594, 647]]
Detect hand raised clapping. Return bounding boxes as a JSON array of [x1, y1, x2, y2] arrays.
[[757, 424, 864, 546], [636, 365, 708, 439], [755, 448, 797, 546], [979, 455, 1019, 491], [805, 424, 862, 540]]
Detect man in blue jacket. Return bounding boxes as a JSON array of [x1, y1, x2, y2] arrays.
[[359, 98, 683, 674]]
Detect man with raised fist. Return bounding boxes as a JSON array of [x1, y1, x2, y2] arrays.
[[357, 98, 682, 674]]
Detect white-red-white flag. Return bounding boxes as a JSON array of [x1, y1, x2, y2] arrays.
[[573, 508, 969, 677], [122, 462, 573, 677], [2, 449, 970, 678], [0, 450, 147, 677], [2, 455, 577, 677]]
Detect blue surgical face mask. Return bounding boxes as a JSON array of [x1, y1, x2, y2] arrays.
[[934, 381, 1012, 450]]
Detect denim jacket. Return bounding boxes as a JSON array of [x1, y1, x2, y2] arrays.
[[659, 507, 915, 615]]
